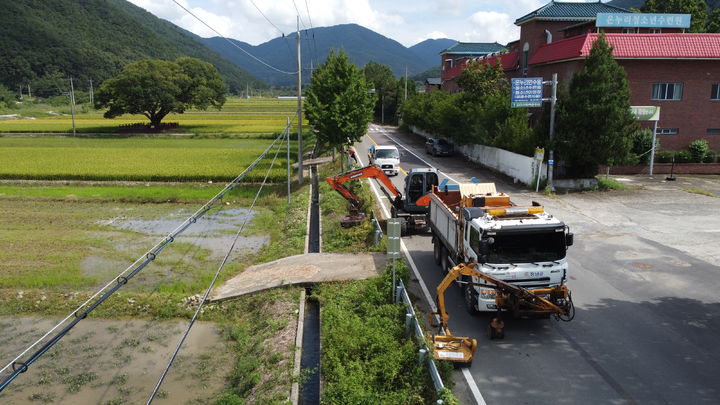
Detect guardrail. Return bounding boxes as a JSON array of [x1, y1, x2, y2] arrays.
[[394, 278, 446, 403]]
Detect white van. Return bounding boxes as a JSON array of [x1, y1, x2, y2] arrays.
[[368, 145, 400, 176]]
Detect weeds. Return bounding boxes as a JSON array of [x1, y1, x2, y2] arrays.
[[683, 187, 717, 198]]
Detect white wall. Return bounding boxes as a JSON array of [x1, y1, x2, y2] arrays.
[[410, 126, 546, 186]]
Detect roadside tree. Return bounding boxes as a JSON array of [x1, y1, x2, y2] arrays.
[[95, 57, 226, 128], [556, 34, 638, 177], [305, 50, 374, 154], [643, 0, 708, 32]]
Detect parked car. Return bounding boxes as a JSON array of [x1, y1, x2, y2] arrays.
[[425, 138, 454, 157], [368, 144, 400, 176]]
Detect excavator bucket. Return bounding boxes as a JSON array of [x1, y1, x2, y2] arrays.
[[430, 334, 477, 365]]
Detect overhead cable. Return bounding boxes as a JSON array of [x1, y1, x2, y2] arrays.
[[0, 128, 290, 393], [147, 119, 293, 404], [170, 0, 297, 75]]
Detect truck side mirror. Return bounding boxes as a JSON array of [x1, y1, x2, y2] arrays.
[[566, 233, 574, 247]]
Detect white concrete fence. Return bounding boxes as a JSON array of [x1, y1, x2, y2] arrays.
[[410, 125, 546, 186]]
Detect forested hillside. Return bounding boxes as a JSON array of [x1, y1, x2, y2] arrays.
[[0, 0, 263, 95]]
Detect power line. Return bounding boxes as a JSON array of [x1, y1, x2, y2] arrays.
[[247, 0, 284, 35], [0, 130, 289, 393], [147, 119, 293, 404], [170, 0, 297, 75], [291, 0, 307, 29]]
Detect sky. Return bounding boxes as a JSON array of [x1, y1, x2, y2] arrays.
[[127, 0, 603, 47]]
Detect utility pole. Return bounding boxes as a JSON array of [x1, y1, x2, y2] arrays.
[[89, 79, 94, 105], [18, 85, 22, 100], [287, 117, 291, 204], [547, 73, 557, 191], [69, 77, 77, 136], [296, 15, 304, 184], [381, 94, 384, 125], [404, 65, 408, 100]]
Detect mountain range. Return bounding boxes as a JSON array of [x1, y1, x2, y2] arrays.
[[0, 0, 456, 92], [0, 0, 263, 93], [200, 25, 456, 86]]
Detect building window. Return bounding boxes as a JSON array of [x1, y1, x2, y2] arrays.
[[522, 42, 529, 77], [650, 28, 662, 33], [712, 84, 720, 100], [707, 128, 720, 135], [622, 28, 636, 34], [652, 83, 683, 100], [656, 128, 679, 135]]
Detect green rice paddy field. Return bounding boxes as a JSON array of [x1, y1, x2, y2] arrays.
[[0, 137, 296, 182], [0, 97, 303, 134]]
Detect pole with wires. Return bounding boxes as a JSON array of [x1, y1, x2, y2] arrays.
[[287, 117, 291, 204], [297, 15, 304, 184]]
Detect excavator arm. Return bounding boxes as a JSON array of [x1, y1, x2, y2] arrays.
[[326, 165, 403, 210]]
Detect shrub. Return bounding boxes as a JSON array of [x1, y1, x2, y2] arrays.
[[675, 149, 693, 163], [704, 150, 718, 163], [630, 128, 656, 165], [688, 139, 710, 163], [656, 150, 675, 163]]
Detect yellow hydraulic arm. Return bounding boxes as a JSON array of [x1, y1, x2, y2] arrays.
[[427, 263, 574, 364]]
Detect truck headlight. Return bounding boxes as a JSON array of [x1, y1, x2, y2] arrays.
[[480, 290, 496, 299]]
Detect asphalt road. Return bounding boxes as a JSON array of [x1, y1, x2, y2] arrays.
[[355, 123, 720, 405]]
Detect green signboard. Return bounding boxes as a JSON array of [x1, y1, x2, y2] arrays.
[[630, 106, 660, 121]]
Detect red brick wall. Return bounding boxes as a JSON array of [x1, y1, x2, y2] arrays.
[[621, 60, 720, 151]]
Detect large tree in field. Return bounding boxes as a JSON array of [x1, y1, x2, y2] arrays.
[[305, 50, 374, 153], [95, 57, 226, 128], [643, 0, 708, 32], [556, 34, 638, 177]]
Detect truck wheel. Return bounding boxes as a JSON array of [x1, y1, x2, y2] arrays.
[[440, 247, 449, 274], [433, 238, 441, 265], [400, 218, 408, 235], [464, 284, 480, 315]]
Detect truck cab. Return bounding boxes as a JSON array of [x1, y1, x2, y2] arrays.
[[462, 210, 572, 313], [368, 145, 400, 176]]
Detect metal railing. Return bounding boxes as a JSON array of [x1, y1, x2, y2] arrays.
[[394, 278, 446, 403]]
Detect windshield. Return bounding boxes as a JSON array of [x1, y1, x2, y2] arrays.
[[485, 229, 566, 263], [375, 149, 399, 159], [438, 139, 450, 146]]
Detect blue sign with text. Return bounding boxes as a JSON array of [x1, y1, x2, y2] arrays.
[[596, 13, 691, 28], [511, 78, 543, 108]]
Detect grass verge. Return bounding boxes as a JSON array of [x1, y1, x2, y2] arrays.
[[683, 187, 718, 198]]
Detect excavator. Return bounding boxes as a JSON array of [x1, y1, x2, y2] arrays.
[[428, 263, 574, 365], [326, 165, 438, 233]]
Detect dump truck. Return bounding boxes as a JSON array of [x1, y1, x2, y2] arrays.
[[428, 182, 574, 316], [326, 165, 438, 234]]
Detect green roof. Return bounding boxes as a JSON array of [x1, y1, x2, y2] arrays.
[[515, 1, 630, 25], [440, 42, 506, 55]]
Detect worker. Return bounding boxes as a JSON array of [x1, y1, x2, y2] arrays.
[[347, 149, 358, 167], [409, 175, 422, 202]]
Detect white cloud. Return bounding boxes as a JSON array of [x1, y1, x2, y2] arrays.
[[464, 11, 520, 44]]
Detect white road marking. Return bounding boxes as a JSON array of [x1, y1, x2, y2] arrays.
[[369, 124, 459, 184], [356, 136, 487, 405], [463, 368, 488, 405]]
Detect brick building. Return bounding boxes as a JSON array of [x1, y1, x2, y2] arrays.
[[444, 1, 720, 151], [439, 42, 506, 93]]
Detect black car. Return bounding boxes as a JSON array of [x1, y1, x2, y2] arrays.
[[425, 138, 454, 157]]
